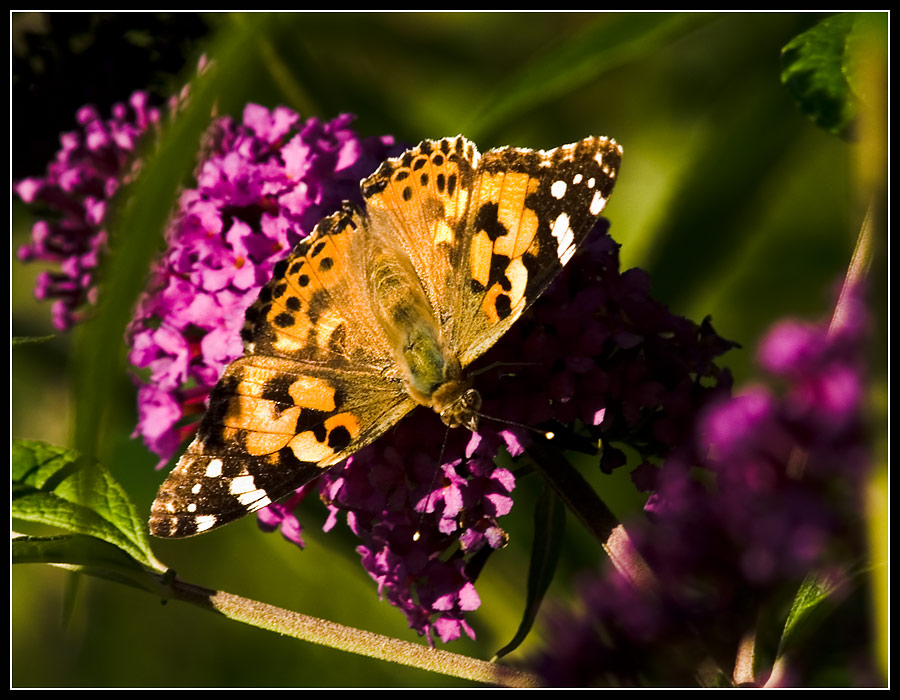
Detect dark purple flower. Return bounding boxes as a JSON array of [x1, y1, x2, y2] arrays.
[[534, 569, 693, 687], [15, 91, 161, 330], [316, 416, 509, 644], [463, 228, 736, 481], [532, 283, 871, 686]]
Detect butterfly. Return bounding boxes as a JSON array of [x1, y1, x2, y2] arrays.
[[150, 135, 622, 538]]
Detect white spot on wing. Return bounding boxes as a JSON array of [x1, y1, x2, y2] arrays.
[[572, 173, 583, 184], [245, 493, 272, 510], [551, 212, 575, 264], [590, 191, 607, 216], [229, 474, 272, 509], [230, 475, 257, 495], [205, 459, 223, 478], [195, 515, 217, 532], [551, 180, 567, 199]]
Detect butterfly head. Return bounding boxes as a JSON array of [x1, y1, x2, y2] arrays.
[[433, 380, 482, 432]]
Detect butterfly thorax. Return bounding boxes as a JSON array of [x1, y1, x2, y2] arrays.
[[368, 247, 480, 431]]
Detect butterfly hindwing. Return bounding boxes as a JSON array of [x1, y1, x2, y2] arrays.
[[150, 205, 417, 538], [149, 353, 416, 537]]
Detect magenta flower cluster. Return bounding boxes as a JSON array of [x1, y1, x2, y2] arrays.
[[126, 106, 397, 464], [15, 92, 161, 330]]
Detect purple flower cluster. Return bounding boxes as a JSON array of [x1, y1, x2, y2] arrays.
[[259, 225, 736, 644], [258, 405, 516, 644], [126, 106, 397, 464], [15, 92, 161, 330], [537, 570, 693, 687], [533, 285, 870, 686], [640, 297, 868, 599]]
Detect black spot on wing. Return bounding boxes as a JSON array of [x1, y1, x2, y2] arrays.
[[195, 371, 242, 449], [261, 373, 294, 417], [474, 202, 507, 242]]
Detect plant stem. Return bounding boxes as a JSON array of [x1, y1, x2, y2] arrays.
[[166, 575, 541, 688]]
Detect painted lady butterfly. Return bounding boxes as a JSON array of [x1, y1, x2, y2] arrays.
[[150, 135, 622, 538]]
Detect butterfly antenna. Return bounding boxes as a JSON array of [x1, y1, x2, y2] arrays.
[[413, 423, 453, 542], [469, 360, 540, 379], [477, 410, 557, 441]]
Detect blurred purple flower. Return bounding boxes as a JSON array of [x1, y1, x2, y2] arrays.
[[533, 283, 870, 686], [15, 92, 161, 330]]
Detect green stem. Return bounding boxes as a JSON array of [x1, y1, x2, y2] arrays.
[[164, 575, 541, 688]]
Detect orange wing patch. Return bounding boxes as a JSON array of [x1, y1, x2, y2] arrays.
[[247, 208, 363, 359]]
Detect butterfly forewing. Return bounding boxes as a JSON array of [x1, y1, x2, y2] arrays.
[[453, 136, 622, 366]]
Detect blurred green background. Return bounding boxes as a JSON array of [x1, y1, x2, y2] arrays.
[[12, 12, 885, 687]]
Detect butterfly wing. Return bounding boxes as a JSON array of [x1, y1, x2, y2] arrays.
[[150, 205, 417, 538], [452, 136, 622, 366], [150, 135, 622, 538]]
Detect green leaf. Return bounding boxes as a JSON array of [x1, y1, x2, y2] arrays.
[[11, 439, 165, 572], [493, 487, 566, 660], [776, 571, 846, 659], [13, 534, 166, 594], [780, 13, 873, 139]]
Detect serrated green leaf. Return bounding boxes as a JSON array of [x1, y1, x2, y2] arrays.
[[780, 13, 860, 139], [13, 534, 165, 594], [493, 487, 566, 660], [11, 439, 164, 572]]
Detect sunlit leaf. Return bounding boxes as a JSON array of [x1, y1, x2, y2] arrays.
[[12, 439, 164, 572], [780, 12, 873, 139]]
